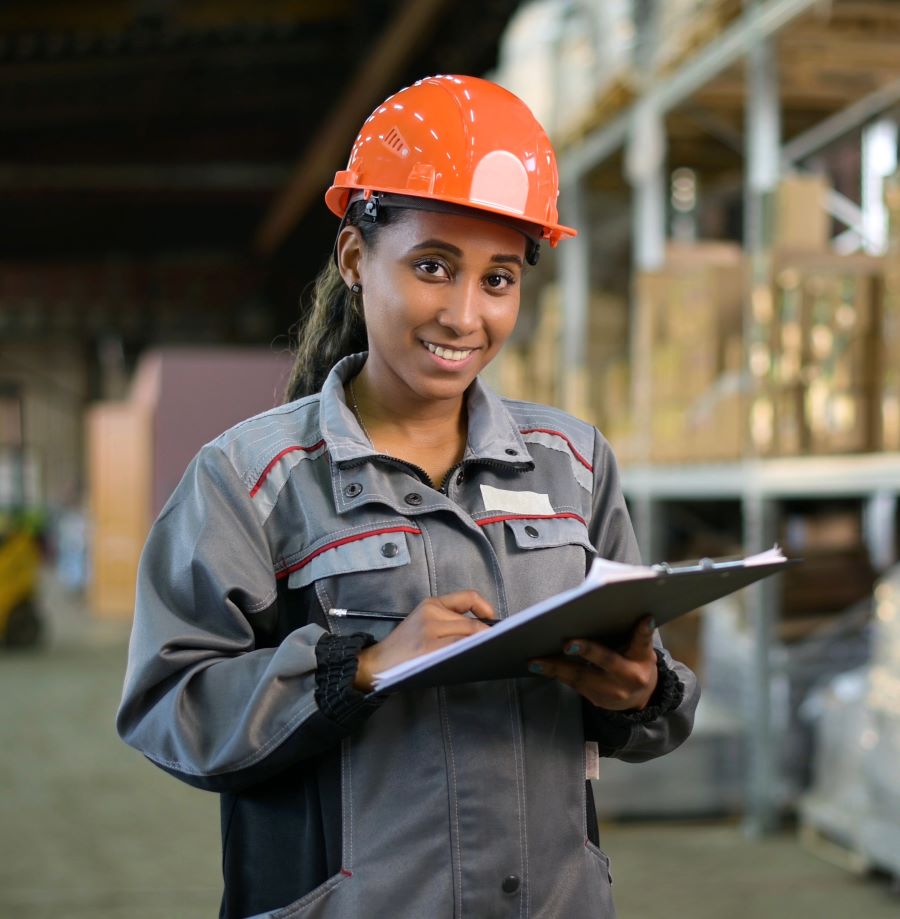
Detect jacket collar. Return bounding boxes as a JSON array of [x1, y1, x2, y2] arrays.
[[318, 351, 532, 468]]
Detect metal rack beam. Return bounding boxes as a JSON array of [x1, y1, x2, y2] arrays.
[[621, 455, 900, 501], [559, 0, 820, 183]]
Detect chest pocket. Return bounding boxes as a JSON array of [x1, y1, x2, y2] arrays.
[[502, 516, 597, 611], [504, 516, 596, 553], [287, 527, 421, 642]]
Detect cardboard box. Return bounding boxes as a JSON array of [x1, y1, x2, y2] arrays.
[[773, 174, 831, 251], [749, 393, 776, 456], [634, 242, 745, 463], [805, 385, 873, 454], [775, 384, 805, 456], [770, 252, 882, 456]]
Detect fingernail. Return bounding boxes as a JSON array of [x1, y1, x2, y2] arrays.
[[528, 662, 544, 674], [565, 642, 582, 656]]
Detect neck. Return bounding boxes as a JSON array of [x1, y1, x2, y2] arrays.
[[349, 357, 467, 449]]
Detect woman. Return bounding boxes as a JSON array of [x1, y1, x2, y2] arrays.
[[118, 75, 699, 919]]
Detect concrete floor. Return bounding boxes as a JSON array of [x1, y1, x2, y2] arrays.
[[2, 580, 899, 918]]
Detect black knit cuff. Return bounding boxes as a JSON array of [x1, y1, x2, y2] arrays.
[[314, 632, 383, 727], [591, 649, 685, 726]]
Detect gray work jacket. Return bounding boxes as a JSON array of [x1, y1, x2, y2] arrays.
[[117, 351, 699, 919]]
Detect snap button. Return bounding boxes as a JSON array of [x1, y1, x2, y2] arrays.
[[380, 542, 399, 558], [524, 525, 539, 538], [344, 482, 363, 498], [501, 875, 520, 894], [404, 492, 423, 506], [505, 448, 518, 456], [455, 471, 464, 486]]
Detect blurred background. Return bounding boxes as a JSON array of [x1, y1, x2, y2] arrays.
[[2, 0, 900, 916]]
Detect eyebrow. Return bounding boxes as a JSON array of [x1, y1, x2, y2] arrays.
[[408, 238, 523, 268]]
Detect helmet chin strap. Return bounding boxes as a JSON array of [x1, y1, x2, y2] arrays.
[[333, 191, 542, 268]]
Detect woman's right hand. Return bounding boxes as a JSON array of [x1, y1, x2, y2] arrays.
[[353, 590, 496, 692]]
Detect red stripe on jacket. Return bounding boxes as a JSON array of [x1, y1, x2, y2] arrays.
[[518, 428, 593, 472], [250, 440, 326, 497], [476, 512, 587, 527]]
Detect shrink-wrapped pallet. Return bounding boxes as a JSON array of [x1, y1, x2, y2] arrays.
[[859, 568, 900, 876]]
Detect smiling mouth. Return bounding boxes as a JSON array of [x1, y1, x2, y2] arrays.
[[422, 340, 476, 362]]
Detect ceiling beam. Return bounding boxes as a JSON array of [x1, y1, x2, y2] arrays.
[[254, 0, 452, 256], [0, 163, 291, 193]]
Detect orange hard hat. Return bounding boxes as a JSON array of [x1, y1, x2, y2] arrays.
[[325, 75, 576, 262]]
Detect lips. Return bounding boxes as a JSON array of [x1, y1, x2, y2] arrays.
[[421, 340, 477, 362]]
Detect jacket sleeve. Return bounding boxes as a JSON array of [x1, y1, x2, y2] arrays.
[[582, 428, 701, 763], [116, 443, 380, 794]]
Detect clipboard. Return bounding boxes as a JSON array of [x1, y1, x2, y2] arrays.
[[371, 547, 798, 694]]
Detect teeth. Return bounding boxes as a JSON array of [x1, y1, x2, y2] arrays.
[[424, 341, 472, 361]]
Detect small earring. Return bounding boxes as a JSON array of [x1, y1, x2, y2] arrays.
[[350, 282, 362, 295]]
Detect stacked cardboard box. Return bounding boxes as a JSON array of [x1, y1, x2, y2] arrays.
[[749, 174, 832, 457], [597, 356, 638, 465], [527, 284, 629, 429], [752, 253, 882, 456], [634, 241, 745, 463], [504, 173, 894, 464]]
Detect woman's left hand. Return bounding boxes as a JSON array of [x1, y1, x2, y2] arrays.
[[528, 616, 659, 712]]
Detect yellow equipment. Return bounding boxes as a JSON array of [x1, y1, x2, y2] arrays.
[[0, 524, 43, 647], [0, 382, 44, 648]]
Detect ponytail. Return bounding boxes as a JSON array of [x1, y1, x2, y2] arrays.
[[283, 200, 400, 401]]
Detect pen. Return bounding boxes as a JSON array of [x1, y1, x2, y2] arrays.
[[328, 608, 500, 625]]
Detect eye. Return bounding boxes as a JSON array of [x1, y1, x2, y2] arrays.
[[414, 258, 450, 279], [484, 270, 516, 291]]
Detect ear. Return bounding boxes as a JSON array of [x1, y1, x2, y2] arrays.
[[336, 224, 365, 289]]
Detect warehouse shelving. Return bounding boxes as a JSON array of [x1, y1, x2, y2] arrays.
[[551, 0, 900, 834], [622, 453, 900, 501]]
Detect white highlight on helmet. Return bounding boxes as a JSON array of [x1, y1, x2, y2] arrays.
[[469, 150, 528, 215]]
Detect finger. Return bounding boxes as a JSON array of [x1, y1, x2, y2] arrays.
[[428, 616, 491, 641], [622, 615, 657, 659], [435, 590, 496, 621], [563, 638, 620, 670], [529, 657, 604, 693], [443, 619, 492, 638], [530, 657, 636, 708]]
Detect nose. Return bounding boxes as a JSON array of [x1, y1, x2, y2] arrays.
[[436, 276, 482, 338]]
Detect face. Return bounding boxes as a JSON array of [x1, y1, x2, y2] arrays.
[[339, 208, 526, 405]]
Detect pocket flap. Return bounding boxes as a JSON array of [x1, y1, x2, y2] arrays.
[[504, 516, 596, 553], [287, 529, 412, 590]]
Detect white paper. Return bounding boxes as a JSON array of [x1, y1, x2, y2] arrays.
[[586, 556, 655, 586], [743, 545, 786, 566]]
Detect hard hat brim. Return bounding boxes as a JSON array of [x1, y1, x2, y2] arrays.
[[325, 183, 577, 247]]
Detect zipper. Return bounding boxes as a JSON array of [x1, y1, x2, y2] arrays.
[[440, 457, 534, 494], [340, 454, 435, 489]]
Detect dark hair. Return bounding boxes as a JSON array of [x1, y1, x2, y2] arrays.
[[283, 201, 402, 401]]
